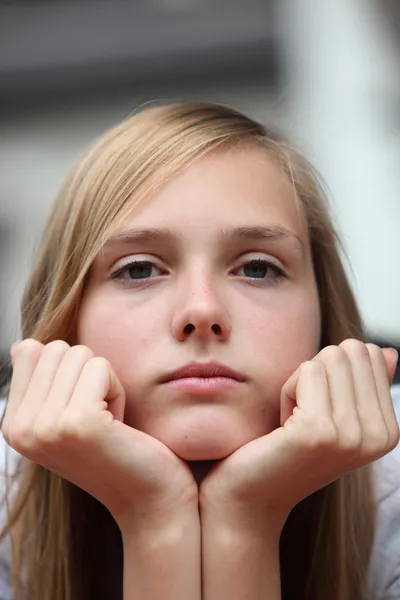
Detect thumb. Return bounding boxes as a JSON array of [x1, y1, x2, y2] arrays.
[[382, 347, 398, 385]]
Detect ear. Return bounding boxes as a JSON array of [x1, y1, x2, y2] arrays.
[[382, 348, 399, 385]]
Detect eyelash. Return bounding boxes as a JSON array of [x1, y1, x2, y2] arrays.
[[235, 259, 285, 284], [111, 261, 165, 285], [110, 259, 286, 286]]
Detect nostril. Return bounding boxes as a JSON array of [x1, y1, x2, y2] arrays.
[[183, 323, 222, 335]]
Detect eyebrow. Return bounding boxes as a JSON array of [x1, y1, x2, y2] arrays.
[[218, 226, 304, 255], [103, 225, 305, 256], [104, 227, 177, 249]]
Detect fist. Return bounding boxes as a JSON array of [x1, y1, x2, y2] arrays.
[[3, 339, 197, 530], [200, 340, 399, 528]]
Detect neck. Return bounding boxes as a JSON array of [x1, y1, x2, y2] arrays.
[[187, 460, 218, 486]]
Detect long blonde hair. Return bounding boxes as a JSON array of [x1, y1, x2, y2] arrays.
[[1, 102, 374, 600]]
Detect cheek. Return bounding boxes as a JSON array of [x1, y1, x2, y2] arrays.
[[244, 289, 321, 387], [76, 293, 164, 378]]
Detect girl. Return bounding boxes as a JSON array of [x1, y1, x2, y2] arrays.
[[0, 101, 399, 600]]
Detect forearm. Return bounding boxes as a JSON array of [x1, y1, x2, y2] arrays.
[[121, 508, 201, 600], [201, 510, 282, 600]]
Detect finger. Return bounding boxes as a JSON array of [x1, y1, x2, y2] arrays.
[[19, 341, 70, 423], [381, 347, 398, 385], [104, 363, 126, 422], [280, 360, 331, 426], [314, 346, 361, 445], [67, 357, 126, 422], [366, 344, 399, 452], [43, 345, 94, 414], [9, 342, 21, 363], [340, 340, 387, 455], [3, 340, 43, 436]]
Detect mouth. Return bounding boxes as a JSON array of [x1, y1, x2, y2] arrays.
[[159, 362, 246, 395]]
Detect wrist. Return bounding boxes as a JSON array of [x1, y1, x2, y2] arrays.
[[121, 502, 201, 600], [113, 481, 199, 537], [201, 506, 282, 600], [199, 488, 288, 540], [119, 501, 200, 543], [202, 504, 283, 548]]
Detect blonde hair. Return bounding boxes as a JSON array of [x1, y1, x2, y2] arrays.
[[1, 102, 374, 600]]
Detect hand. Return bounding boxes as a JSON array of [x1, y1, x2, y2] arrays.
[[199, 340, 399, 531], [2, 339, 198, 533]]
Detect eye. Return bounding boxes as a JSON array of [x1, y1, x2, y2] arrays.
[[111, 260, 164, 284], [234, 259, 285, 283]]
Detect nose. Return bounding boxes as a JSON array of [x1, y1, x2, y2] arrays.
[[171, 272, 232, 343]]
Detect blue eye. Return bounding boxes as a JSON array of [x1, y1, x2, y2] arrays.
[[112, 260, 162, 282], [236, 259, 285, 282]]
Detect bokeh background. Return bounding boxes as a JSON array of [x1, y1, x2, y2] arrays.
[[1, 0, 399, 385]]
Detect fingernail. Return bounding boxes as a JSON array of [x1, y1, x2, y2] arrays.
[[389, 348, 399, 364]]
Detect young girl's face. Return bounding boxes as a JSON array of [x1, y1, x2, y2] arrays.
[[77, 145, 321, 460]]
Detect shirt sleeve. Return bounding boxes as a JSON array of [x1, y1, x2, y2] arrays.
[[366, 386, 400, 599], [0, 491, 13, 600], [0, 398, 19, 600], [391, 384, 400, 425]]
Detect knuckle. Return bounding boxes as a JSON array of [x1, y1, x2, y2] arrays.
[[17, 338, 43, 359], [387, 427, 400, 452], [32, 419, 59, 447], [303, 419, 338, 451], [365, 343, 381, 358], [319, 345, 347, 366], [319, 427, 339, 449], [84, 356, 110, 377], [339, 338, 369, 359], [44, 340, 70, 356], [300, 360, 325, 377], [338, 429, 362, 454], [7, 421, 35, 454], [69, 345, 94, 362], [59, 415, 90, 443], [363, 426, 389, 457], [90, 356, 109, 369], [58, 415, 77, 440]]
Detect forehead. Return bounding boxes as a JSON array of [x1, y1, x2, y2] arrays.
[[106, 145, 309, 248]]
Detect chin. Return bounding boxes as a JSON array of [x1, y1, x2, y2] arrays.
[[149, 405, 260, 461], [166, 437, 239, 461]]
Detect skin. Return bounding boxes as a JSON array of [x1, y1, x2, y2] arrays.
[[78, 145, 322, 462], [3, 145, 399, 599]]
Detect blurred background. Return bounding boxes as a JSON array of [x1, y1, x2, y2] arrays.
[[1, 0, 399, 386]]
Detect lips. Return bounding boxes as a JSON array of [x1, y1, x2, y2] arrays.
[[160, 361, 246, 383]]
